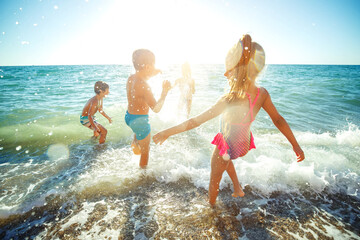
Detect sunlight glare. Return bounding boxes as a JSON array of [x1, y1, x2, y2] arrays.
[[50, 0, 233, 65]]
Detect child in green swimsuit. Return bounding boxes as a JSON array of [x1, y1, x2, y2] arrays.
[[80, 81, 112, 144]]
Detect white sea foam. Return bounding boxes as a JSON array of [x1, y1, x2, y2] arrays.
[[72, 125, 359, 201], [1, 124, 359, 219]]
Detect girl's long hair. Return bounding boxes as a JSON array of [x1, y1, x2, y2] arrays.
[[224, 35, 265, 102]]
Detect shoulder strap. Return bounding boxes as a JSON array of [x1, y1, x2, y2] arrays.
[[247, 88, 260, 121], [251, 88, 260, 107]]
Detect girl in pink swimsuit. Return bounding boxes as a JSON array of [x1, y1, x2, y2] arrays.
[[153, 34, 305, 206]]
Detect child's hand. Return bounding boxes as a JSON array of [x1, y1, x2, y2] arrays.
[[293, 145, 305, 162], [162, 80, 172, 93], [154, 69, 162, 75], [153, 131, 169, 145], [108, 117, 112, 124]]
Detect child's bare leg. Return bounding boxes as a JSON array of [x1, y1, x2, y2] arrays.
[[138, 134, 150, 169], [131, 134, 141, 155], [226, 161, 245, 197], [87, 125, 99, 138], [96, 123, 107, 144], [209, 147, 230, 206], [93, 130, 100, 137]]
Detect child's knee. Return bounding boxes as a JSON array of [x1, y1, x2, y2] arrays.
[[100, 128, 107, 136]]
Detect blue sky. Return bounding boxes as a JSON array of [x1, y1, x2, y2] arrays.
[[0, 0, 359, 66]]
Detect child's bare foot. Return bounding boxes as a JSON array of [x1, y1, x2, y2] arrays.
[[93, 131, 100, 137], [131, 141, 141, 155], [232, 188, 245, 198]]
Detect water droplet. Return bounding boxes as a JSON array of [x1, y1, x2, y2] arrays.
[[54, 5, 58, 10], [15, 21, 19, 25], [25, 150, 29, 153], [15, 129, 18, 131], [16, 146, 22, 151], [0, 147, 3, 150], [48, 132, 53, 136]]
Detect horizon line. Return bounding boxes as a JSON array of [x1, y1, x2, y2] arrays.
[[1, 63, 360, 67]]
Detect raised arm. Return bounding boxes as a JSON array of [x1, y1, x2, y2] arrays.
[[144, 80, 171, 113], [191, 78, 195, 94], [153, 98, 227, 144], [262, 89, 305, 162]]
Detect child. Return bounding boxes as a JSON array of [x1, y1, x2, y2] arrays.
[[153, 34, 305, 206], [173, 62, 195, 118], [80, 81, 112, 144], [125, 49, 171, 168]]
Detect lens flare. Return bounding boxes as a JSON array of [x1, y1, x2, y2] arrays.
[[47, 143, 69, 161]]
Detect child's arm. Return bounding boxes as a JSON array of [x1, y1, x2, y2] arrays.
[[98, 101, 112, 123], [172, 78, 179, 89], [262, 89, 305, 162], [144, 80, 172, 113], [99, 109, 112, 123], [153, 98, 226, 145], [88, 99, 101, 132], [191, 78, 195, 94]]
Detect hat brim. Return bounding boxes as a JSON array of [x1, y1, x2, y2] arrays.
[[225, 40, 243, 72]]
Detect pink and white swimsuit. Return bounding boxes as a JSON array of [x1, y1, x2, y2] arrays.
[[212, 88, 260, 160]]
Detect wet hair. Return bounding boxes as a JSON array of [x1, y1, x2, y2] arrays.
[[132, 49, 155, 71], [94, 81, 109, 94], [224, 34, 265, 102]]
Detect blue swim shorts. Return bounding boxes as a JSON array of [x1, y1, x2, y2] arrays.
[[125, 111, 151, 141]]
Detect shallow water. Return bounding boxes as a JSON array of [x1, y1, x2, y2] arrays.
[[0, 64, 359, 239]]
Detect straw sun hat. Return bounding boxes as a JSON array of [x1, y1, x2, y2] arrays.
[[225, 39, 243, 73], [225, 35, 265, 76]]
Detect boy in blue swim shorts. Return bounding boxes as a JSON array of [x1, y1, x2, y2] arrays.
[[125, 49, 171, 168]]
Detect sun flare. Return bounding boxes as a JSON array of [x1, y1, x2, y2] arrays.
[[50, 0, 231, 65]]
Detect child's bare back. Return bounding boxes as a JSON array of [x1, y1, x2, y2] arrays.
[[124, 49, 171, 168], [126, 75, 154, 115]]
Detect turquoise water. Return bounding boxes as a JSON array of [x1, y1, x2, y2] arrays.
[[0, 64, 359, 239]]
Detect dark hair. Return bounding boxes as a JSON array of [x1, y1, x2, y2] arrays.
[[94, 81, 109, 94]]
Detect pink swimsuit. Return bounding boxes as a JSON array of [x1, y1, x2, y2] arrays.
[[212, 88, 260, 160]]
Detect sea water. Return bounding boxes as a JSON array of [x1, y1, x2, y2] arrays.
[[0, 64, 359, 239]]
